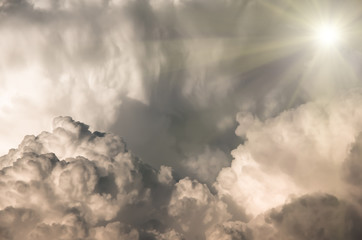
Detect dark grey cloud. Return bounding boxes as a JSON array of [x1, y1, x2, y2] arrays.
[[267, 194, 362, 240], [343, 133, 362, 187]]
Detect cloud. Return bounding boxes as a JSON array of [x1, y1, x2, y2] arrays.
[[89, 222, 139, 240], [3, 0, 362, 239], [265, 194, 362, 240], [0, 117, 159, 239], [0, 116, 237, 239], [181, 146, 230, 185], [216, 90, 362, 216], [3, 0, 352, 173], [168, 177, 230, 239], [342, 131, 362, 209], [157, 165, 175, 186], [213, 194, 362, 240], [0, 207, 40, 240], [2, 113, 362, 239], [207, 221, 252, 240]]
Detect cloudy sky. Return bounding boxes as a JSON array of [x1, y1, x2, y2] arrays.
[[1, 0, 362, 239]]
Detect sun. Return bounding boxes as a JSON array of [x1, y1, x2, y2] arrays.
[[314, 23, 341, 48]]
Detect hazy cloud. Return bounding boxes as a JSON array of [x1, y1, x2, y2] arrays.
[[3, 0, 354, 171]]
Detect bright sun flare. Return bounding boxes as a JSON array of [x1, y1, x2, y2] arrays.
[[315, 24, 341, 47]]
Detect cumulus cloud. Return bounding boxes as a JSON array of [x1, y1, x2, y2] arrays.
[[168, 177, 230, 239], [182, 146, 229, 185], [267, 194, 362, 240], [0, 116, 234, 239], [3, 0, 362, 239], [2, 112, 362, 239], [216, 91, 362, 216], [0, 117, 160, 239]]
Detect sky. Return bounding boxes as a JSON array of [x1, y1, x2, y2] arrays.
[[1, 0, 362, 239]]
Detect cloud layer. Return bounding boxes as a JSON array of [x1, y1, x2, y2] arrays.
[[1, 112, 362, 239], [0, 116, 235, 239], [3, 0, 362, 239], [4, 0, 360, 170]]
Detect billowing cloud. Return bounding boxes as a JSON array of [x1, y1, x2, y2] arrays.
[[3, 0, 362, 239], [182, 146, 229, 185], [216, 91, 362, 216], [267, 194, 362, 240], [0, 117, 166, 239], [168, 177, 230, 239], [2, 113, 362, 239], [0, 116, 232, 239]]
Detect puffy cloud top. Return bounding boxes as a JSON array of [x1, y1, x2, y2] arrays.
[[0, 117, 230, 239], [2, 114, 362, 239]]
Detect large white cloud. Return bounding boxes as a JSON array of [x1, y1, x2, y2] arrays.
[[0, 116, 235, 239], [216, 90, 362, 216], [0, 117, 162, 239], [2, 112, 362, 239]]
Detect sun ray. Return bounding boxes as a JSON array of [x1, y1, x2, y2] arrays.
[[134, 0, 358, 104]]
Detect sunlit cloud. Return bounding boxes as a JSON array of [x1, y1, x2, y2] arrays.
[[2, 0, 362, 239]]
